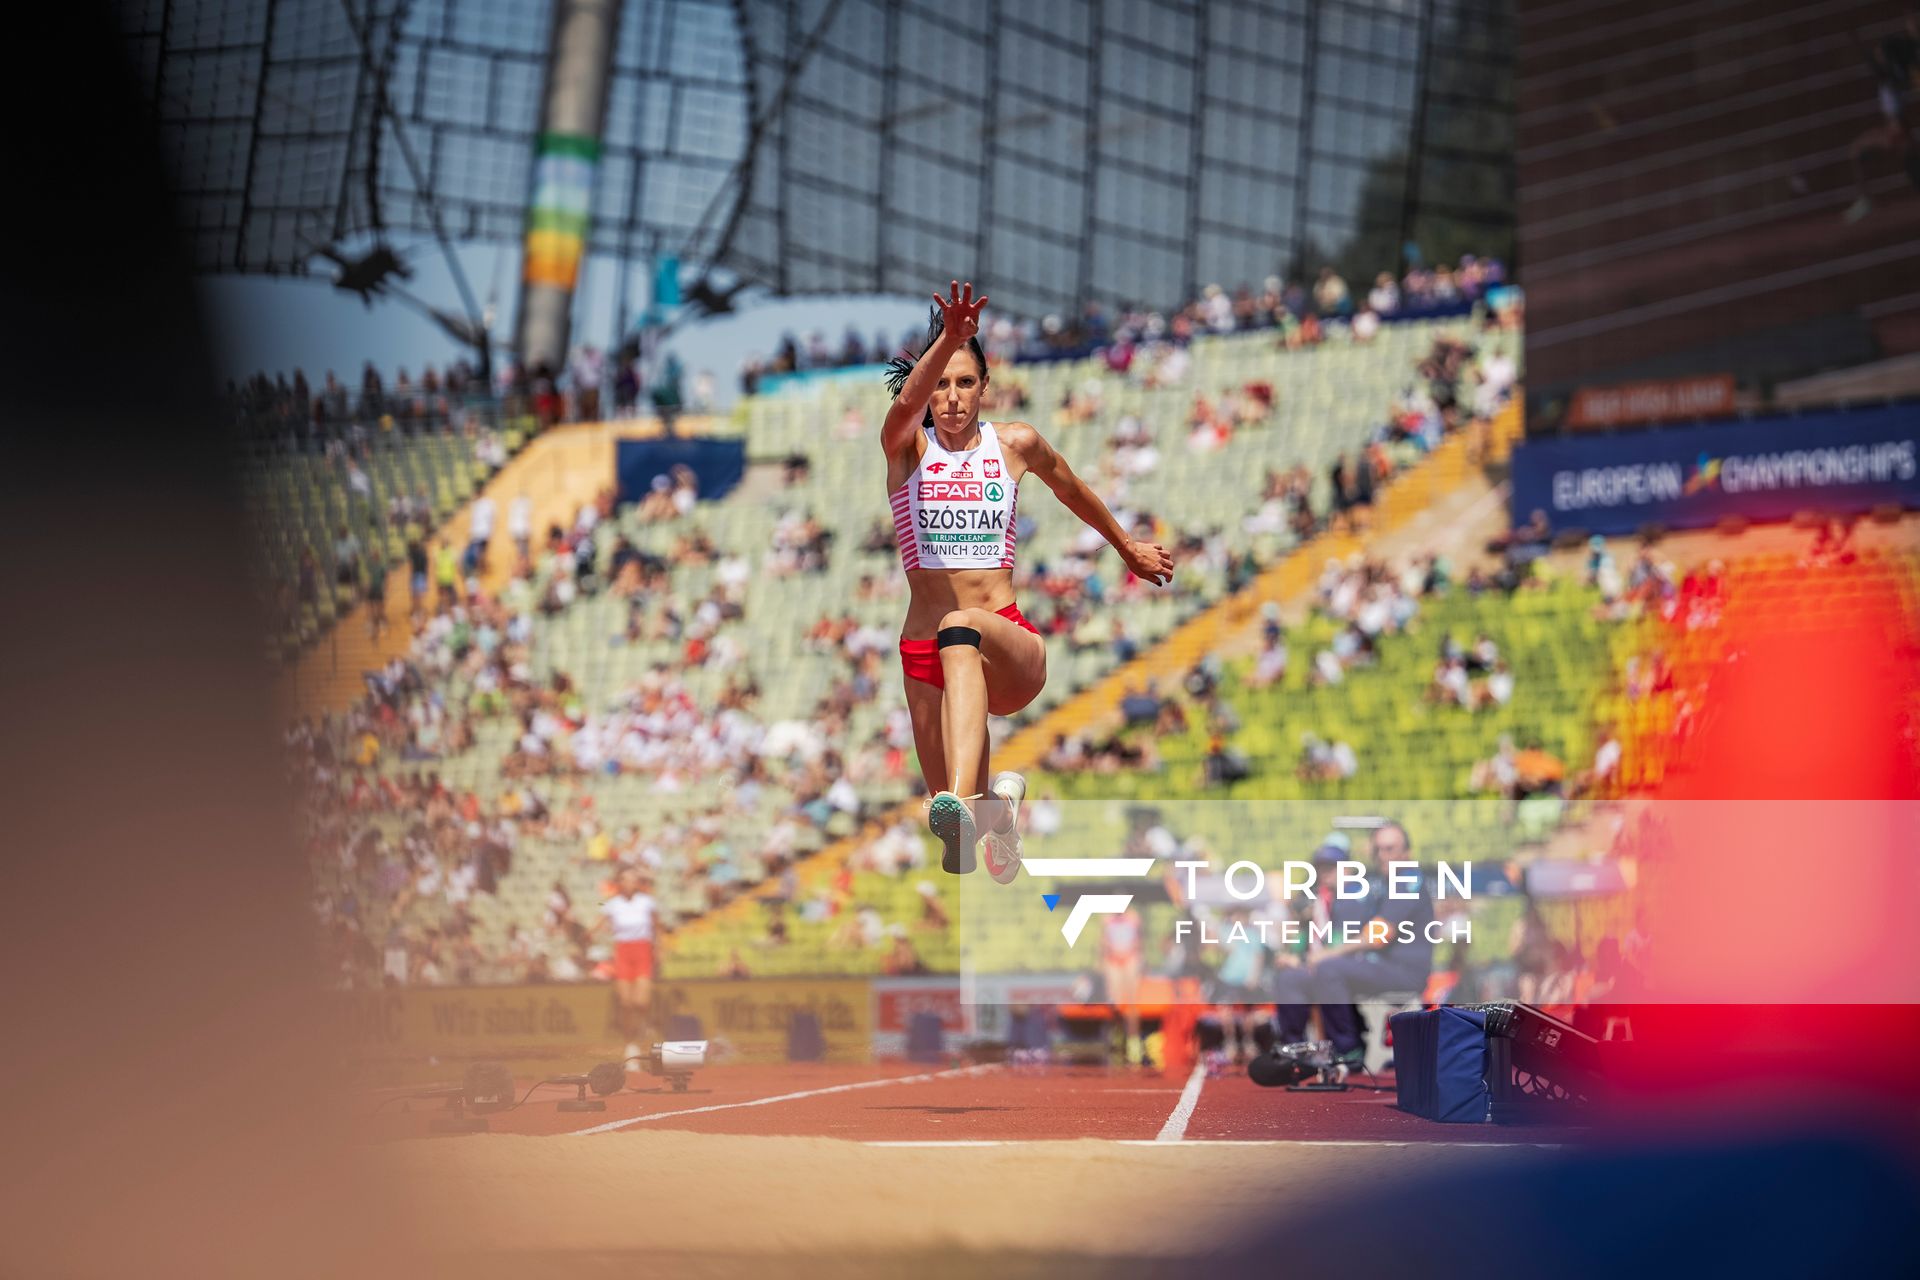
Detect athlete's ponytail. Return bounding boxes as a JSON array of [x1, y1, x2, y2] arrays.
[[884, 303, 989, 428]]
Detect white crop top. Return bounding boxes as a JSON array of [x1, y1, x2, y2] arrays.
[[890, 421, 1020, 571]]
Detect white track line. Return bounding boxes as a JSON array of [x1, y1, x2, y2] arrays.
[[564, 1065, 996, 1136], [1156, 1062, 1207, 1142]]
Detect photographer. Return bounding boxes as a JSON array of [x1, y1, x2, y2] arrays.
[[1266, 821, 1434, 1073]]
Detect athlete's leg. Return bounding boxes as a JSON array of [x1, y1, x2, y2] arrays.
[[964, 727, 1025, 841], [906, 674, 976, 873], [904, 676, 948, 807], [935, 608, 1046, 804]]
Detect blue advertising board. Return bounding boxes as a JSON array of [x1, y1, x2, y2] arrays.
[[615, 437, 746, 506], [1510, 402, 1920, 535]]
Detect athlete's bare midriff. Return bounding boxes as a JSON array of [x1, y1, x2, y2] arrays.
[[902, 566, 1015, 639]]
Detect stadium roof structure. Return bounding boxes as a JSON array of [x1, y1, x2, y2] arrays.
[[121, 0, 1512, 322]]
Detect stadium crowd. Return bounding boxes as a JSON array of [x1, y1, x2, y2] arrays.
[[229, 359, 495, 451], [734, 251, 1510, 394], [292, 251, 1531, 987]]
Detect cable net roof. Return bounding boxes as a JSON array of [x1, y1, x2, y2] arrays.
[[120, 0, 1512, 317]]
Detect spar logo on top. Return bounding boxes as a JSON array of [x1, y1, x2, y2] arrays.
[[921, 459, 983, 502]]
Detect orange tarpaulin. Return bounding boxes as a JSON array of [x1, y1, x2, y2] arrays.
[[1055, 975, 1204, 1022]]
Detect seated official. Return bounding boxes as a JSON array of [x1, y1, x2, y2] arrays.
[[1267, 821, 1434, 1072]]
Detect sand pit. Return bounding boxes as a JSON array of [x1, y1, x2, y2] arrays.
[[358, 1133, 1557, 1277]]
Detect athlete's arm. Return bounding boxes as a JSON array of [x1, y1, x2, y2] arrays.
[[1001, 420, 1175, 586], [882, 280, 988, 458]]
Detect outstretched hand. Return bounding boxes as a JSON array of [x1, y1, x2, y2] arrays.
[[933, 280, 989, 343], [1121, 539, 1175, 587]]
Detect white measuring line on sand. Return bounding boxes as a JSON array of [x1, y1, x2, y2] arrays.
[[1155, 1062, 1207, 1142], [563, 1064, 997, 1136]]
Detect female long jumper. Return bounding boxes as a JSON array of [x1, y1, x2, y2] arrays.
[[884, 281, 1173, 880]]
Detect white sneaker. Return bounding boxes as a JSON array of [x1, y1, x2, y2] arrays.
[[981, 771, 1026, 884]]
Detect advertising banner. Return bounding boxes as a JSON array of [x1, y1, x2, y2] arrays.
[[871, 975, 1082, 1056], [655, 977, 871, 1063], [1566, 375, 1736, 431], [1510, 402, 1919, 535], [339, 977, 872, 1064], [340, 983, 620, 1062]]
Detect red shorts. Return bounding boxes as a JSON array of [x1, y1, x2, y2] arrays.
[[613, 939, 655, 982], [899, 603, 1041, 689]]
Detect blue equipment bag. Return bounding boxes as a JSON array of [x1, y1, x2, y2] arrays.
[[1389, 1006, 1488, 1123]]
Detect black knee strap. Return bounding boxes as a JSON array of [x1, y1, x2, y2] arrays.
[[937, 626, 982, 650]]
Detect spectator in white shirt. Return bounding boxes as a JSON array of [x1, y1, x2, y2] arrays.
[[466, 495, 495, 573], [571, 346, 604, 421], [1481, 661, 1515, 709], [1368, 273, 1400, 315], [508, 494, 533, 562], [1331, 739, 1358, 779], [671, 466, 699, 517], [1578, 729, 1623, 797], [1311, 648, 1344, 687], [1250, 634, 1288, 689]]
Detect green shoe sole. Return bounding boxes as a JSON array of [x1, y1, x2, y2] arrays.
[[929, 792, 976, 875]]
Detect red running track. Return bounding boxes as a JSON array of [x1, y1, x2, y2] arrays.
[[360, 1061, 1586, 1145]]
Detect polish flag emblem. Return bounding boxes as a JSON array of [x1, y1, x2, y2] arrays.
[[984, 459, 1001, 479]]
